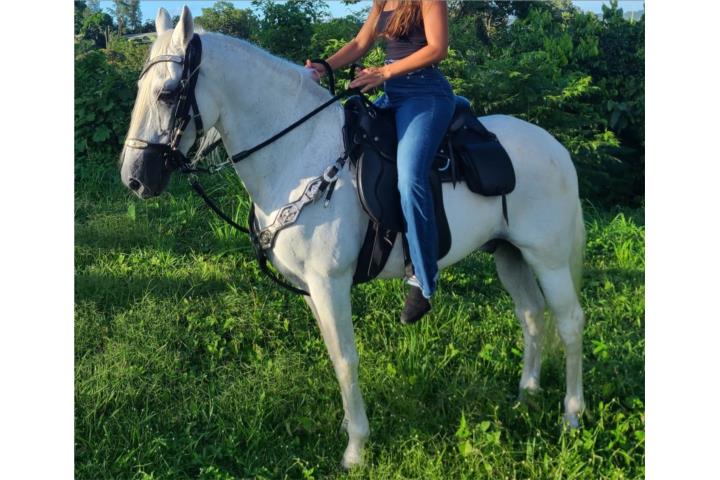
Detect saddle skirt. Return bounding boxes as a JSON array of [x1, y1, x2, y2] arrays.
[[342, 94, 515, 285]]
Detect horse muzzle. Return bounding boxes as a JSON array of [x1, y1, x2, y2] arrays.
[[120, 143, 173, 199]]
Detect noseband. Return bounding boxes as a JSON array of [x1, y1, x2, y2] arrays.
[[124, 34, 204, 172], [122, 34, 367, 296]]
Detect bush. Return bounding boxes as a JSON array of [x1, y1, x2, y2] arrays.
[[440, 5, 643, 205], [74, 1, 644, 206], [75, 38, 149, 161]]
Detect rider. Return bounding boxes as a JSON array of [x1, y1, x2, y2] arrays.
[[307, 0, 461, 324]]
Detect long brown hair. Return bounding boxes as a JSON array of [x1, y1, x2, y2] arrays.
[[373, 0, 424, 39]]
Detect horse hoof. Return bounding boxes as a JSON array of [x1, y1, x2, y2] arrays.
[[563, 413, 581, 429], [518, 384, 542, 402], [341, 449, 363, 469]]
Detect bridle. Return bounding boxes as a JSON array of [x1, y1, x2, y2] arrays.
[[124, 33, 204, 173], [122, 33, 368, 295]]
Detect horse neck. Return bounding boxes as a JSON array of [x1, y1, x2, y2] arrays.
[[202, 34, 345, 217]]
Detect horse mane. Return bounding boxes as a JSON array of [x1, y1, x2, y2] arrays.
[[200, 31, 333, 102], [129, 29, 335, 163], [128, 32, 177, 136], [189, 32, 337, 165]]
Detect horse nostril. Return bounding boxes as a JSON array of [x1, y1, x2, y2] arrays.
[[128, 178, 141, 191]]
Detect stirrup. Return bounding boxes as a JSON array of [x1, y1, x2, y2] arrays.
[[404, 274, 421, 289]]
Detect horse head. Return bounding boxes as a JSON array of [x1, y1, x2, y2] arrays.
[[120, 6, 218, 198]]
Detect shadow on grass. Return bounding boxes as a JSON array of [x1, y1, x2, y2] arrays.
[[76, 271, 233, 312]]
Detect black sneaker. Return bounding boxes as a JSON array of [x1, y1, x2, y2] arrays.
[[400, 286, 431, 324]]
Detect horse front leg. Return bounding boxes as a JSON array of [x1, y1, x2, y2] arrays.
[[304, 272, 369, 469]]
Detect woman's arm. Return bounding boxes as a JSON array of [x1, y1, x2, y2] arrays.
[[306, 3, 382, 77], [349, 0, 449, 92]]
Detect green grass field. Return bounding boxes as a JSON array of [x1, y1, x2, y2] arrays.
[[75, 157, 644, 479]]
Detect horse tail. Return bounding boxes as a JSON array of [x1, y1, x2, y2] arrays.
[[570, 197, 585, 296]]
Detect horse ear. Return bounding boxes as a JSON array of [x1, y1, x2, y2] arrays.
[[171, 5, 194, 49], [156, 8, 172, 35]]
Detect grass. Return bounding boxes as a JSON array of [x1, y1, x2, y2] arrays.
[[76, 155, 644, 479]]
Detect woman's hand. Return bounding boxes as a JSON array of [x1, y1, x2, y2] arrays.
[[305, 59, 326, 82], [349, 66, 391, 93]]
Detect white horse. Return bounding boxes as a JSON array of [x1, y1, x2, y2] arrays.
[[120, 7, 586, 468]]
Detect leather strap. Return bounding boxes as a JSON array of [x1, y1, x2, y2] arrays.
[[189, 176, 309, 296], [189, 178, 249, 234], [139, 54, 183, 78], [249, 206, 310, 296], [310, 58, 335, 95], [231, 86, 360, 163], [502, 194, 509, 225], [349, 63, 365, 82]]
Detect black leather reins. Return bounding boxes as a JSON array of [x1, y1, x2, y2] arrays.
[[184, 58, 365, 296], [126, 34, 367, 296]]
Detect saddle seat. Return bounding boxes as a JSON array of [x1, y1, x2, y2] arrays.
[[342, 94, 515, 285]]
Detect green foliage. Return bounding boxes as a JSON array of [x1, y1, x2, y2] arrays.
[[74, 38, 148, 159], [79, 10, 114, 48], [252, 0, 330, 62], [308, 17, 360, 60], [74, 0, 644, 206], [441, 4, 644, 205], [75, 0, 88, 35], [196, 1, 260, 41]]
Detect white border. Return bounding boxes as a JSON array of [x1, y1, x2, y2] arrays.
[[0, 2, 74, 479], [646, 1, 720, 478], [4, 1, 719, 478]]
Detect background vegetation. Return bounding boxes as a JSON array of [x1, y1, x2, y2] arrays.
[[75, 1, 644, 478], [75, 0, 644, 206]]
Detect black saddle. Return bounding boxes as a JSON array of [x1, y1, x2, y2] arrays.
[[342, 94, 515, 285]]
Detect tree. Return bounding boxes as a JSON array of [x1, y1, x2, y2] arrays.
[[138, 19, 157, 34], [111, 0, 142, 35], [86, 0, 101, 13], [81, 11, 115, 48], [447, 0, 575, 45], [75, 0, 87, 35], [195, 1, 260, 40], [252, 0, 329, 62]]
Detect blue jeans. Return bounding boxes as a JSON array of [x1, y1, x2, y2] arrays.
[[372, 62, 458, 298]]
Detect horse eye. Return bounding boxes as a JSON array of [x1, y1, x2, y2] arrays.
[[157, 89, 177, 104]]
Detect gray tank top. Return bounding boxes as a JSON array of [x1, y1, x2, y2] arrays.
[[376, 9, 428, 61]]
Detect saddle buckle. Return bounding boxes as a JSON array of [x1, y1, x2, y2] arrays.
[[209, 159, 232, 174], [437, 157, 451, 172]]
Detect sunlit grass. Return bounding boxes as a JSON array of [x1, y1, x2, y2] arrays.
[[76, 160, 644, 479]]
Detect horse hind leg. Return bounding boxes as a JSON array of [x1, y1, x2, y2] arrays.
[[523, 253, 585, 428], [494, 243, 546, 397]]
